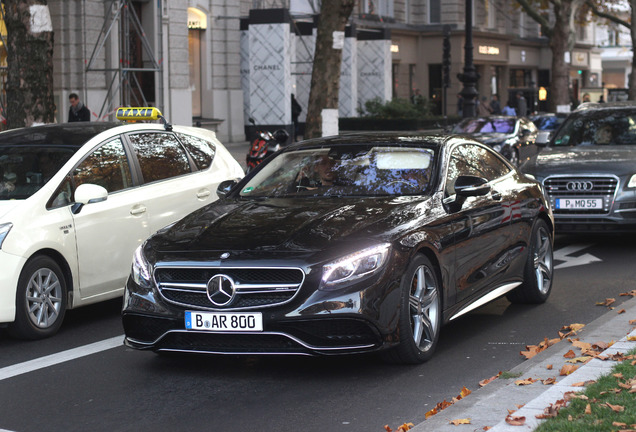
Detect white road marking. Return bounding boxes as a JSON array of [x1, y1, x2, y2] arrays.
[[554, 244, 601, 270], [0, 335, 123, 382]]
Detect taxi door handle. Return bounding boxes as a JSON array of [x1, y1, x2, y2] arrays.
[[130, 205, 147, 216], [197, 190, 211, 199]]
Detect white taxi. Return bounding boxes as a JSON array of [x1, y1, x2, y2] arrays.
[[0, 108, 243, 339]]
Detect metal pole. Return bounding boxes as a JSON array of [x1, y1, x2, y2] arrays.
[[458, 0, 478, 118]]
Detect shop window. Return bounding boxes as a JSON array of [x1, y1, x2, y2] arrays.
[[429, 0, 441, 23]]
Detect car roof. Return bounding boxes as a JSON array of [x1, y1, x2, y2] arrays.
[[0, 122, 121, 148], [287, 132, 452, 150], [574, 101, 636, 112]]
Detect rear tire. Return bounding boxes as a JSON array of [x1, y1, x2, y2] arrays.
[[507, 219, 553, 304], [8, 256, 67, 339], [382, 255, 442, 364]]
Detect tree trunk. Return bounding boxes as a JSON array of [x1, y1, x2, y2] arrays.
[[4, 0, 56, 129], [304, 0, 354, 139], [548, 2, 575, 112], [629, 0, 636, 100]]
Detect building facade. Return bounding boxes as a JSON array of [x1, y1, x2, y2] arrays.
[[0, 0, 605, 142]]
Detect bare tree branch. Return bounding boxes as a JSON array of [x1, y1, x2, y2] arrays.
[[586, 0, 631, 28], [516, 0, 553, 37]]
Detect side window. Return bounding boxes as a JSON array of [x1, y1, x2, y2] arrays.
[[47, 138, 133, 209], [176, 133, 216, 170], [445, 144, 510, 195], [128, 132, 192, 183]]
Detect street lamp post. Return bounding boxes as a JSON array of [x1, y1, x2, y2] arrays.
[[457, 0, 478, 118]]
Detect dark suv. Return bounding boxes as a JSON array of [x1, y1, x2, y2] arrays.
[[521, 102, 636, 232]]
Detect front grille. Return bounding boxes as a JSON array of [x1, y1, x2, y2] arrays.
[[543, 175, 618, 215], [156, 331, 314, 354], [154, 266, 305, 310]]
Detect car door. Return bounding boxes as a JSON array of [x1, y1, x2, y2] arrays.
[[445, 143, 518, 304], [64, 137, 151, 300], [124, 131, 215, 234]]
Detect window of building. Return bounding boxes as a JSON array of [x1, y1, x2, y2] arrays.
[[429, 0, 441, 23], [486, 0, 496, 29], [510, 69, 530, 88], [363, 0, 394, 18]]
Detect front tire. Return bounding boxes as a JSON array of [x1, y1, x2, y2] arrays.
[[382, 255, 442, 364], [507, 219, 553, 304], [8, 256, 67, 339]]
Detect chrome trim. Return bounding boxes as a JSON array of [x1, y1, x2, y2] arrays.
[[152, 265, 306, 311], [127, 330, 377, 353], [449, 282, 521, 321], [543, 174, 619, 216]]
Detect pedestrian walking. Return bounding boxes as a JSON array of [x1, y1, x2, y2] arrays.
[[68, 93, 91, 122], [516, 91, 527, 117], [489, 94, 501, 115], [477, 96, 491, 116], [502, 100, 516, 116]]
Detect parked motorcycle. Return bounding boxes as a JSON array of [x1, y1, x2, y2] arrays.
[[246, 118, 289, 173]]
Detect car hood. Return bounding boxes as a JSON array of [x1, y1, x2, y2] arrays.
[[148, 196, 432, 254], [455, 132, 512, 145], [522, 146, 636, 177], [0, 200, 22, 219]]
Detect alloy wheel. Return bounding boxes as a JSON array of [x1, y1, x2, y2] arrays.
[[533, 226, 553, 295], [26, 268, 63, 329], [409, 265, 440, 353]]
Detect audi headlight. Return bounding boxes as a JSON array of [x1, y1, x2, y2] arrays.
[[0, 223, 12, 250], [320, 244, 390, 290], [628, 175, 636, 188], [131, 244, 153, 289]]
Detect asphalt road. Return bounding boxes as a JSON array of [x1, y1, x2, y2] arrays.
[[1, 233, 635, 432]]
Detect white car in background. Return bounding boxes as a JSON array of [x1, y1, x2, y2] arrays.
[[0, 108, 244, 339]]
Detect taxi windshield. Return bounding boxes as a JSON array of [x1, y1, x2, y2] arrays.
[[0, 146, 76, 200], [239, 145, 435, 198], [552, 111, 636, 146]]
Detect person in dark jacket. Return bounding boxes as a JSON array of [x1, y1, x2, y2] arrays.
[[68, 93, 91, 122]]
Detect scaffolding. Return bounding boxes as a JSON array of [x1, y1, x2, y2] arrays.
[[83, 0, 163, 120]]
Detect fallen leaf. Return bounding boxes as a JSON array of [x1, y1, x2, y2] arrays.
[[612, 422, 627, 427], [596, 298, 615, 307], [546, 364, 553, 370], [620, 290, 636, 297], [396, 423, 414, 431], [585, 404, 592, 415], [627, 336, 636, 341], [505, 415, 526, 426], [449, 419, 471, 425], [515, 377, 537, 386], [614, 372, 624, 379], [479, 372, 502, 387], [629, 319, 636, 325], [560, 364, 579, 376], [542, 377, 557, 385], [563, 349, 576, 359], [617, 309, 626, 314], [567, 356, 592, 364], [606, 402, 625, 412], [571, 340, 592, 350]]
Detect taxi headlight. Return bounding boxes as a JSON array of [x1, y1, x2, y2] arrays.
[[131, 245, 153, 289], [628, 175, 636, 188], [320, 244, 390, 290], [0, 223, 12, 250]]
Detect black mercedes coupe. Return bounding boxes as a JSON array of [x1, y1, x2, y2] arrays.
[[122, 133, 554, 364]]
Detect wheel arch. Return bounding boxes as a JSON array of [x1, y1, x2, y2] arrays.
[[24, 249, 74, 307]]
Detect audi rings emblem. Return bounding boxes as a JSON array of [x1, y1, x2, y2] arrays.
[[566, 181, 593, 191], [207, 274, 236, 306]]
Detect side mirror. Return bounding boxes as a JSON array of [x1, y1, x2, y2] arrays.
[[72, 183, 108, 214], [217, 179, 239, 199], [454, 175, 491, 197], [535, 131, 551, 147]]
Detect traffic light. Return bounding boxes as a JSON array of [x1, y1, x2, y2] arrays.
[[443, 26, 451, 88]]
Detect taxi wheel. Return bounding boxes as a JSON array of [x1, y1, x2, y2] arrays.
[[382, 255, 441, 364], [8, 256, 67, 340], [507, 219, 553, 304]]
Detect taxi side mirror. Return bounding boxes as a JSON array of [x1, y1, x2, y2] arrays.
[[72, 183, 108, 214]]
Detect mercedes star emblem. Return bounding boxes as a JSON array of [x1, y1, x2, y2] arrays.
[[206, 274, 236, 307]]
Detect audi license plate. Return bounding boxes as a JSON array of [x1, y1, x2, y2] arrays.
[[185, 311, 263, 332], [555, 198, 603, 210]]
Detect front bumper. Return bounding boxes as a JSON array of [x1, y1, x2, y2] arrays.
[[122, 269, 402, 356], [0, 250, 26, 324]]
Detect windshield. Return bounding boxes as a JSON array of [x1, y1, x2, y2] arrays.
[[452, 118, 516, 134], [552, 111, 636, 146], [0, 146, 76, 200], [239, 145, 435, 198]]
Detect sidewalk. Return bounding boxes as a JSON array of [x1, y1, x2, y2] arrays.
[[411, 296, 636, 431]]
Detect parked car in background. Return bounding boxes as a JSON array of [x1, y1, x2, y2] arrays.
[[530, 113, 567, 144], [452, 116, 539, 166], [0, 108, 244, 339], [123, 132, 554, 364], [521, 102, 636, 232]]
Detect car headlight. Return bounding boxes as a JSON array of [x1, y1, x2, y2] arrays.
[[0, 223, 12, 250], [320, 244, 390, 290], [628, 175, 636, 188], [131, 244, 153, 289]]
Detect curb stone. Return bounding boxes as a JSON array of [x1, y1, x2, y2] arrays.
[[410, 296, 636, 432]]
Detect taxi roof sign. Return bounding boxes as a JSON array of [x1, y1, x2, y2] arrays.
[[116, 107, 162, 121]]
